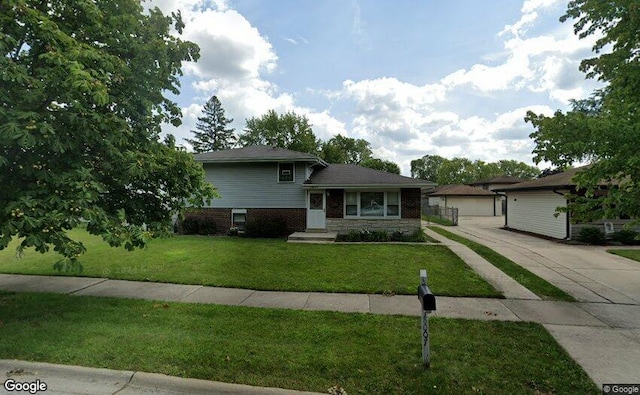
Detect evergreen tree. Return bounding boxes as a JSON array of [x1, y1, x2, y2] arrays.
[[186, 96, 236, 152]]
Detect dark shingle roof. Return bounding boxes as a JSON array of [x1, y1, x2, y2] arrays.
[[493, 167, 585, 191], [193, 145, 324, 163], [428, 184, 497, 196], [471, 175, 529, 185], [306, 164, 434, 188]]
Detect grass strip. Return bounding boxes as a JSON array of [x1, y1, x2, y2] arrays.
[[608, 249, 640, 262], [0, 291, 597, 394], [422, 214, 455, 226], [0, 229, 499, 297], [428, 226, 575, 302]]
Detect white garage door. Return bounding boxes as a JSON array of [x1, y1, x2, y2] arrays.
[[447, 197, 495, 216], [506, 191, 567, 239]]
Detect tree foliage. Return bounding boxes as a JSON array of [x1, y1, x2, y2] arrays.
[[526, 0, 640, 222], [410, 155, 539, 184], [185, 95, 235, 153], [239, 110, 320, 154], [359, 158, 401, 174], [320, 134, 372, 164], [0, 1, 215, 270]]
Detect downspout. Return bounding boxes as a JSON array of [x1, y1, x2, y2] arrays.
[[504, 194, 508, 227], [552, 189, 570, 240]]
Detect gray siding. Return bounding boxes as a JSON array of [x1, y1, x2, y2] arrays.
[[203, 162, 308, 208]]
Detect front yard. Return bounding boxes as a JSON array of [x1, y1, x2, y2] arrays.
[[608, 249, 640, 262], [0, 229, 500, 297], [0, 291, 597, 395]]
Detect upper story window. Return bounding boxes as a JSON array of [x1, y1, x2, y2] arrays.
[[278, 163, 294, 182]]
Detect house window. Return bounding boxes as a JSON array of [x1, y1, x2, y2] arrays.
[[232, 209, 247, 231], [278, 163, 294, 182], [344, 191, 401, 218], [345, 192, 358, 216]]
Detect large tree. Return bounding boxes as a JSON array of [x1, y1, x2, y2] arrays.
[[239, 110, 320, 154], [185, 95, 235, 152], [0, 1, 215, 270], [526, 0, 640, 222], [411, 155, 538, 184], [359, 158, 401, 174], [320, 134, 373, 164]]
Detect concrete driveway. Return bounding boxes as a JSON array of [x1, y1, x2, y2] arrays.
[[450, 216, 640, 305], [440, 216, 640, 386]]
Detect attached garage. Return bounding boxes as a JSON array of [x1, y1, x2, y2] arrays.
[[428, 185, 498, 216]]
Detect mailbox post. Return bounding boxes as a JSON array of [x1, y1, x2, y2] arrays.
[[418, 269, 436, 367]]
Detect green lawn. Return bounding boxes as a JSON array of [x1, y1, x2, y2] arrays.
[[608, 249, 640, 262], [428, 226, 575, 302], [0, 229, 499, 297], [0, 291, 597, 395]]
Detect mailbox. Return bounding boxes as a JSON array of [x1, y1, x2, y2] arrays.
[[418, 284, 436, 312]]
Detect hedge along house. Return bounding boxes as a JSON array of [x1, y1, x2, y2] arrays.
[[494, 166, 636, 240], [193, 146, 435, 235]]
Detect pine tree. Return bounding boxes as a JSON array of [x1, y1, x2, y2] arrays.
[[186, 96, 236, 152]]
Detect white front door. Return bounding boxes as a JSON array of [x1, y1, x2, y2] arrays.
[[307, 191, 326, 230]]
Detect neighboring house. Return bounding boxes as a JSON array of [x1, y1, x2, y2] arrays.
[[427, 184, 499, 216], [193, 146, 435, 234], [494, 167, 635, 240], [471, 175, 528, 215]]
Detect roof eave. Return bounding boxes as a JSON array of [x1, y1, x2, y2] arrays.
[[303, 183, 430, 189]]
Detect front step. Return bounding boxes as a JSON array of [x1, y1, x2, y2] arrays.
[[287, 231, 337, 243]]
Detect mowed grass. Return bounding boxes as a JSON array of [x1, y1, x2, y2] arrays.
[[0, 229, 499, 297], [428, 226, 575, 301], [608, 249, 640, 262], [0, 291, 597, 395]]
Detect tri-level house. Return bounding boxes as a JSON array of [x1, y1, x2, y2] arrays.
[[192, 146, 435, 235]]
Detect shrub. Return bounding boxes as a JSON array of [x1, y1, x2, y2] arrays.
[[370, 230, 390, 242], [612, 229, 640, 245], [579, 226, 605, 245], [244, 217, 288, 238], [403, 228, 427, 242], [391, 230, 404, 241], [180, 216, 200, 235], [197, 217, 217, 235], [344, 230, 362, 242]]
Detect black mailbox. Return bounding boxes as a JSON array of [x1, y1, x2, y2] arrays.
[[418, 284, 436, 311]]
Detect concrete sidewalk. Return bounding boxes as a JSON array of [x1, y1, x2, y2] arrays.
[[0, 359, 324, 395], [0, 273, 624, 326]]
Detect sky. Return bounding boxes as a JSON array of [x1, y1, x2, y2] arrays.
[[149, 0, 603, 176]]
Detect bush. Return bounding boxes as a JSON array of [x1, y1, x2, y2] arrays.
[[180, 216, 200, 235], [370, 230, 390, 242], [403, 228, 427, 242], [244, 217, 288, 238], [579, 226, 605, 245], [390, 231, 404, 242], [612, 229, 640, 245], [197, 218, 217, 235]]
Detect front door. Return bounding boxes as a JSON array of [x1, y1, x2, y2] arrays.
[[307, 191, 326, 230]]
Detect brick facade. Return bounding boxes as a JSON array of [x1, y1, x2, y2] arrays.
[[401, 188, 421, 219], [247, 208, 306, 232], [185, 208, 306, 234]]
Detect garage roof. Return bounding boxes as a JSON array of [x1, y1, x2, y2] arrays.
[[428, 184, 497, 196]]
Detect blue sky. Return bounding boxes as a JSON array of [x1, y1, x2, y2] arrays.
[[150, 0, 602, 175]]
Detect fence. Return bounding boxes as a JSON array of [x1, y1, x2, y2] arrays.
[[422, 205, 458, 226]]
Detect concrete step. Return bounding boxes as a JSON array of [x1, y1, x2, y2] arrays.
[[287, 232, 337, 243]]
